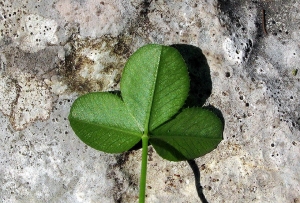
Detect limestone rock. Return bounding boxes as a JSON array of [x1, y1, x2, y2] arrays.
[[0, 0, 299, 202]]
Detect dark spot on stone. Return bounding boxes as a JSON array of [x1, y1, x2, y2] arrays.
[[140, 0, 152, 17], [113, 35, 132, 58]]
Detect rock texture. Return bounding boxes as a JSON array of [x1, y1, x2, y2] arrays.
[[0, 0, 299, 202]]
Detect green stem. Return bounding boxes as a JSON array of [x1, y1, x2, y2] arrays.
[[139, 134, 149, 203]]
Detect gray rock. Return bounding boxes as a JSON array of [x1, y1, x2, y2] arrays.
[[0, 0, 299, 202]]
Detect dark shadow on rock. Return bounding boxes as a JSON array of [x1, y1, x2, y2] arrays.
[[171, 44, 212, 107], [188, 160, 209, 203]]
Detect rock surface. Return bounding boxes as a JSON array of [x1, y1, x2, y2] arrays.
[[0, 0, 299, 202]]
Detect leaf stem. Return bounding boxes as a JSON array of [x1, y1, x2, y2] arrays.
[[139, 134, 149, 203]]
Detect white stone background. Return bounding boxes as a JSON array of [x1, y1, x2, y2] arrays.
[[0, 0, 299, 202]]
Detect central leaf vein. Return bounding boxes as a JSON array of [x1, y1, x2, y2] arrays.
[[74, 118, 142, 138], [144, 46, 162, 134]]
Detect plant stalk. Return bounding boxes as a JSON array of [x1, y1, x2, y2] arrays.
[[139, 134, 149, 203]]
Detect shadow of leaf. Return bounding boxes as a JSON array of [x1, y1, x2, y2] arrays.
[[171, 44, 212, 107], [187, 160, 209, 203]]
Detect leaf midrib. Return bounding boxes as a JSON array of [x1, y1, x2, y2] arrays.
[[72, 118, 142, 138], [144, 46, 162, 134]]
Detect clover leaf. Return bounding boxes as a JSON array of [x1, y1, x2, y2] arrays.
[[69, 44, 223, 202]]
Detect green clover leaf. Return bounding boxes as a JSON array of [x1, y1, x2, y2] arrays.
[[69, 44, 223, 160], [68, 44, 223, 202]]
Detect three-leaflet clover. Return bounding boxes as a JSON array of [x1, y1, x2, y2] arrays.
[[69, 44, 223, 202]]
